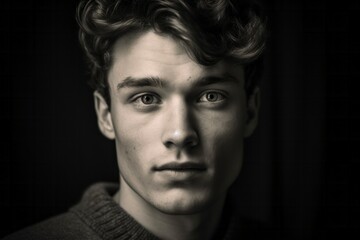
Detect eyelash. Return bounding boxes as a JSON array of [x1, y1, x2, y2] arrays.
[[198, 91, 226, 103], [130, 93, 162, 107], [130, 90, 227, 109]]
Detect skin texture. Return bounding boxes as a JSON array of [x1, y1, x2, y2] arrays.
[[94, 30, 260, 240]]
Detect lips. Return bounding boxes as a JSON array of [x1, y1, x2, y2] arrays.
[[154, 162, 207, 172]]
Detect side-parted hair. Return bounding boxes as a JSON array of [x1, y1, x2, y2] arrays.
[[76, 0, 267, 104]]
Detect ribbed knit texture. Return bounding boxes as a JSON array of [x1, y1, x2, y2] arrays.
[[70, 182, 159, 240], [3, 182, 257, 240]]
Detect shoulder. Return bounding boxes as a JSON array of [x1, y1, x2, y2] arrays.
[[2, 212, 101, 240]]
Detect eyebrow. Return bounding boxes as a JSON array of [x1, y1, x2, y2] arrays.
[[193, 75, 240, 87], [116, 74, 239, 90], [117, 76, 166, 89]]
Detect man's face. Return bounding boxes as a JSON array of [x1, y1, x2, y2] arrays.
[[95, 31, 259, 214]]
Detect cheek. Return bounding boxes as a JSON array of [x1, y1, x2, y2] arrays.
[[112, 112, 161, 175], [211, 122, 244, 169], [111, 117, 147, 175], [201, 110, 246, 185], [201, 106, 246, 151], [114, 136, 141, 176], [211, 130, 244, 190]]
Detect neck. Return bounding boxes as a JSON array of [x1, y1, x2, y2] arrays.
[[113, 177, 226, 240]]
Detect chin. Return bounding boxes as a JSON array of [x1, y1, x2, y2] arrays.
[[155, 202, 207, 215], [150, 189, 215, 215]]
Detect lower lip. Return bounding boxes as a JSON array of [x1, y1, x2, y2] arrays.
[[155, 169, 205, 181]]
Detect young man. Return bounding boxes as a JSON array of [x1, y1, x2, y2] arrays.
[[4, 0, 267, 239]]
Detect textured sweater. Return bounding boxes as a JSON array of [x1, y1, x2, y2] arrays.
[[3, 182, 268, 240]]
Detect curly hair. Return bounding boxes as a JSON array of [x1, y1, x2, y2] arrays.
[[76, 0, 267, 104]]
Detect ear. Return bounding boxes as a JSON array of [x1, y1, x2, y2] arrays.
[[94, 91, 115, 139], [244, 87, 260, 138]]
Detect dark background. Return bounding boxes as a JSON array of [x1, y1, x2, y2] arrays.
[[1, 0, 359, 239]]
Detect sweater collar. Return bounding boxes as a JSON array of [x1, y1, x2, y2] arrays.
[[71, 182, 241, 240]]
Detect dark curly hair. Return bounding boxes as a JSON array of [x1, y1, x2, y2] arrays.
[[76, 0, 267, 104]]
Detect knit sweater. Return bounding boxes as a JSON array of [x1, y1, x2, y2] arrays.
[[2, 182, 269, 240]]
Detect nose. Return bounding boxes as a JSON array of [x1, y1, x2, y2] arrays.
[[161, 98, 199, 150]]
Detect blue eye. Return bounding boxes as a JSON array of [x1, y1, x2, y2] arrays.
[[198, 91, 226, 103]]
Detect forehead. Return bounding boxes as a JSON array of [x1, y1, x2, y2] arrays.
[[108, 30, 244, 88]]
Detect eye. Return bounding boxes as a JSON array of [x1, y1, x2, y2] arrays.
[[198, 91, 226, 103], [131, 93, 161, 109], [140, 94, 156, 104]]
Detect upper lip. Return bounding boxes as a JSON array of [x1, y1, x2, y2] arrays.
[[154, 162, 207, 171]]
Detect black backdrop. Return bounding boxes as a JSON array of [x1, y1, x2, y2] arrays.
[[1, 0, 359, 239]]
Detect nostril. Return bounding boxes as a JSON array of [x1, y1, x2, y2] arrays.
[[184, 136, 198, 148], [164, 141, 174, 149], [163, 134, 198, 149]]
